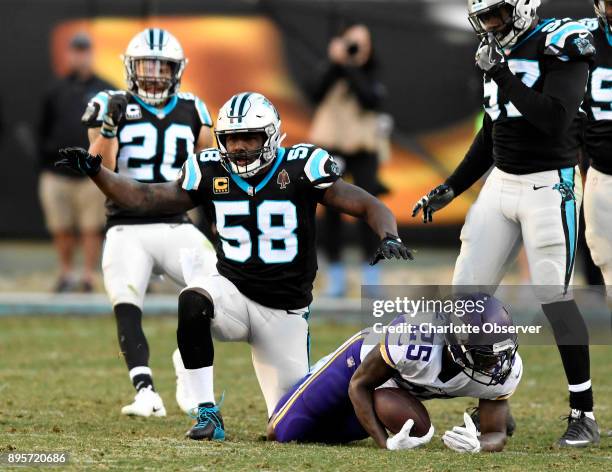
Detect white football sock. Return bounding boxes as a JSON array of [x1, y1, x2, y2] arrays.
[[184, 366, 215, 405]]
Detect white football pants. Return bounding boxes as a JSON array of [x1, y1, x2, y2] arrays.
[[584, 166, 612, 295], [181, 268, 310, 418], [102, 223, 216, 308], [453, 166, 582, 303]]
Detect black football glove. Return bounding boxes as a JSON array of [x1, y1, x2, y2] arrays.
[[412, 184, 455, 223], [475, 33, 507, 75], [55, 147, 102, 177], [370, 233, 414, 265], [101, 92, 128, 138]]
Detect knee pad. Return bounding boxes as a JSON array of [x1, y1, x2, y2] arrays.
[[178, 288, 214, 324]]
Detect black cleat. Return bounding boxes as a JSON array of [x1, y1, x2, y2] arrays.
[[557, 410, 600, 448], [468, 406, 516, 436], [185, 402, 225, 441]]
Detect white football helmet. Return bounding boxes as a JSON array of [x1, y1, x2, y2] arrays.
[[215, 92, 285, 178], [595, 1, 612, 33], [467, 0, 540, 48], [122, 28, 186, 106]]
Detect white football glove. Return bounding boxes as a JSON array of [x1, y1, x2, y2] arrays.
[[442, 412, 481, 453], [475, 33, 506, 73], [386, 419, 434, 450]]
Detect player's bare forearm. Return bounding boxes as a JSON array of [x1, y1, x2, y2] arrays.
[[88, 128, 118, 170], [322, 179, 398, 239], [349, 347, 395, 449], [91, 167, 195, 214], [195, 125, 214, 151], [478, 399, 509, 452]]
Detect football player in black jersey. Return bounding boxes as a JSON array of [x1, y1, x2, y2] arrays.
[[581, 6, 612, 310], [58, 92, 413, 441], [81, 29, 217, 418], [412, 0, 599, 446], [581, 1, 612, 439]]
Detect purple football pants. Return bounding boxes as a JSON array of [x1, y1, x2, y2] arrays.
[[269, 332, 369, 443]]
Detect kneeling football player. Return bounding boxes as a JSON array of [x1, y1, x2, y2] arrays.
[[268, 294, 522, 453], [56, 92, 413, 441]]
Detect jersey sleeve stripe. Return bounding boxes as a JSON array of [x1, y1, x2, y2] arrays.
[[305, 148, 328, 182], [379, 339, 396, 368], [195, 98, 213, 126], [546, 23, 588, 48], [93, 92, 109, 121], [182, 154, 202, 191]]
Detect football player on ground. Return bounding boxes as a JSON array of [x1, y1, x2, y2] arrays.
[[412, 1, 599, 446], [580, 1, 612, 439], [58, 92, 413, 440], [268, 294, 521, 453], [81, 28, 216, 417]]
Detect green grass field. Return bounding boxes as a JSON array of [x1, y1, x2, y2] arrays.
[[1, 315, 611, 471]]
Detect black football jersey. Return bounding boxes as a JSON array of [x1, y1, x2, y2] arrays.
[[483, 18, 594, 174], [82, 90, 213, 227], [179, 144, 341, 309], [580, 18, 612, 175]]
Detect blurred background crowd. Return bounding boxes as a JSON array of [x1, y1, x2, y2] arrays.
[[0, 0, 601, 299]]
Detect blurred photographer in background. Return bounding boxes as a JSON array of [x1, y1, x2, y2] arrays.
[[38, 32, 111, 292], [308, 23, 391, 297]]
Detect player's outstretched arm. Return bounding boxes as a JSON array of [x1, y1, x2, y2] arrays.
[[413, 114, 494, 223], [476, 399, 509, 452], [348, 346, 395, 449], [321, 179, 412, 263], [56, 147, 196, 214], [88, 128, 118, 170]]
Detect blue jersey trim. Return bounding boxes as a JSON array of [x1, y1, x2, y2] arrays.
[[560, 167, 577, 283], [195, 98, 212, 126], [229, 147, 287, 195], [511, 18, 555, 51], [133, 94, 178, 117], [97, 91, 109, 110], [548, 24, 586, 48], [307, 148, 328, 181], [185, 156, 198, 191], [605, 27, 612, 47], [559, 167, 577, 293]]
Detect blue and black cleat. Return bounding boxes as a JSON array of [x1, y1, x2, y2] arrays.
[[186, 402, 225, 441]]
